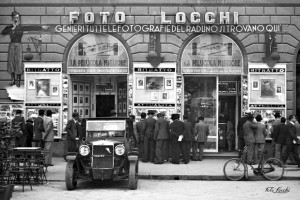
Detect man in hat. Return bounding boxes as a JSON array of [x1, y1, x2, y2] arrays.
[[154, 112, 170, 164], [33, 110, 45, 147], [65, 112, 80, 153], [181, 115, 193, 164], [270, 112, 281, 157], [25, 117, 34, 147], [43, 110, 55, 166], [193, 116, 210, 161], [136, 112, 146, 159], [237, 110, 251, 157], [243, 114, 257, 164], [169, 114, 184, 164], [11, 109, 27, 147], [141, 110, 156, 162]]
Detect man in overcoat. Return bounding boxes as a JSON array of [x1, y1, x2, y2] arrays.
[[282, 115, 300, 167], [237, 110, 250, 157], [65, 112, 80, 153], [43, 110, 55, 166], [142, 110, 156, 162], [136, 112, 146, 159], [33, 109, 45, 147], [193, 116, 210, 161], [243, 114, 257, 164], [11, 109, 27, 147], [181, 115, 193, 164], [274, 117, 289, 161], [154, 113, 169, 164], [169, 114, 184, 164]]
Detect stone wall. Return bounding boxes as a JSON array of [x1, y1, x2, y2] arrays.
[[0, 1, 300, 115]]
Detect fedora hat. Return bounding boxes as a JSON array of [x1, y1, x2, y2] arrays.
[[147, 110, 155, 115]]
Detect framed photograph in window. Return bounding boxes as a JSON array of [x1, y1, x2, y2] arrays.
[[136, 78, 144, 89], [73, 96, 78, 106], [150, 92, 159, 101], [79, 84, 84, 94], [165, 78, 173, 90], [73, 83, 78, 94], [85, 84, 90, 94], [261, 79, 275, 97], [252, 80, 259, 91], [51, 85, 59, 96], [28, 80, 35, 90], [146, 77, 164, 90], [79, 95, 84, 106], [36, 79, 50, 97], [276, 86, 282, 94], [85, 96, 90, 105], [162, 92, 168, 100]]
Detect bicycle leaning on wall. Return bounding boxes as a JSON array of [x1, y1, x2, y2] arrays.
[[223, 145, 285, 181]]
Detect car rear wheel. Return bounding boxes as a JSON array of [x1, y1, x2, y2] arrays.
[[128, 161, 138, 190], [65, 161, 77, 190]]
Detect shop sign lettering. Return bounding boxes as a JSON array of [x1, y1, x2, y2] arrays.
[[249, 104, 285, 108], [25, 103, 61, 106], [69, 11, 239, 25], [134, 68, 175, 72], [25, 68, 61, 72], [134, 103, 175, 107], [249, 68, 285, 73], [67, 68, 128, 74]]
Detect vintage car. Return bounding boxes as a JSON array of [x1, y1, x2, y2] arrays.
[[65, 117, 139, 190]]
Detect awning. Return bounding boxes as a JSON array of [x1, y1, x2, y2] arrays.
[[5, 85, 24, 101]]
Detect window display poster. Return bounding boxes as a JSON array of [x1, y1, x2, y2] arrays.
[[249, 74, 285, 104]]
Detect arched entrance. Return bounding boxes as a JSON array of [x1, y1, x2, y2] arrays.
[[65, 33, 130, 118], [179, 33, 244, 152]]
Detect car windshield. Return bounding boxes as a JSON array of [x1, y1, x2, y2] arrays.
[[87, 130, 125, 138]]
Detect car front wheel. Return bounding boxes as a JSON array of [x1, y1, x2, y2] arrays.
[[128, 160, 138, 190], [65, 160, 77, 190]]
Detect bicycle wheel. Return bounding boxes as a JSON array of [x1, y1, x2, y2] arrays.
[[223, 158, 246, 181], [262, 158, 284, 181]]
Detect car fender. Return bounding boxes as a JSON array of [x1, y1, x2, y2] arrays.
[[66, 152, 78, 160]]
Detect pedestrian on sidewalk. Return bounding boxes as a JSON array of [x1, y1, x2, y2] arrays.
[[273, 117, 289, 161], [169, 114, 184, 164], [192, 116, 210, 161], [270, 112, 281, 157], [130, 115, 139, 148], [254, 115, 267, 163], [226, 116, 235, 152], [136, 112, 146, 159], [181, 115, 193, 164], [282, 115, 300, 167], [25, 117, 34, 147], [11, 109, 27, 147], [237, 110, 250, 157], [65, 112, 79, 153], [154, 112, 169, 164], [33, 110, 45, 148], [243, 113, 257, 164], [43, 110, 55, 166], [142, 110, 156, 163]]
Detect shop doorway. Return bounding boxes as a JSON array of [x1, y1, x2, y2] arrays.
[[218, 96, 236, 152], [96, 95, 115, 117]]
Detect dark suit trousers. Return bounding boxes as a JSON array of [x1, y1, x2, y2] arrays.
[[193, 142, 204, 160], [67, 139, 77, 152], [170, 137, 181, 163], [282, 144, 300, 164], [155, 139, 168, 163], [180, 141, 191, 163], [143, 135, 154, 162]]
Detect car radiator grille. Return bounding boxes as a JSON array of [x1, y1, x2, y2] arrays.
[[92, 145, 114, 169]]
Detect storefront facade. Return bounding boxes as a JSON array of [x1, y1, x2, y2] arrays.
[[0, 0, 299, 154]]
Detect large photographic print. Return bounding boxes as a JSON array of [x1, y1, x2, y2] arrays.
[[261, 79, 275, 97], [146, 77, 164, 90], [36, 79, 50, 97]]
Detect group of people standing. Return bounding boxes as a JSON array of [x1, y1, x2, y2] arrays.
[[237, 111, 300, 167], [11, 109, 55, 166], [134, 110, 210, 165]]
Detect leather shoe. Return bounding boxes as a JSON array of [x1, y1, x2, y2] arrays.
[[141, 160, 148, 163], [154, 161, 163, 164], [171, 161, 179, 164]]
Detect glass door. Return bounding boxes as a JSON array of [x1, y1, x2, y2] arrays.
[[184, 76, 218, 152]]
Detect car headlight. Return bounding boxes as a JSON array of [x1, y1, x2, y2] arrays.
[[115, 144, 125, 156], [79, 145, 90, 156]]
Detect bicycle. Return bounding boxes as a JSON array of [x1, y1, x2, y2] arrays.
[[223, 146, 284, 181]]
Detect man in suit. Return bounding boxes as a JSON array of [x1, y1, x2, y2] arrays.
[[33, 110, 45, 147], [142, 110, 156, 162], [181, 115, 193, 164], [274, 117, 289, 161], [254, 115, 267, 163], [154, 113, 169, 164], [270, 112, 281, 157], [11, 109, 27, 147], [136, 112, 146, 159], [25, 117, 34, 147], [65, 112, 80, 153], [282, 115, 300, 167], [243, 114, 257, 164], [169, 114, 184, 164], [193, 116, 210, 161], [43, 110, 55, 166], [237, 110, 250, 157]]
